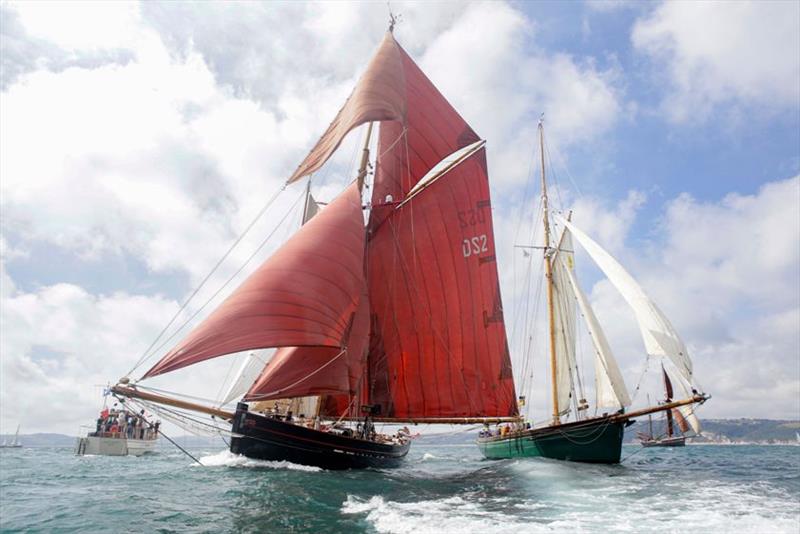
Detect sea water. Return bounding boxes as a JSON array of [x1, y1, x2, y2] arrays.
[[0, 441, 798, 533]]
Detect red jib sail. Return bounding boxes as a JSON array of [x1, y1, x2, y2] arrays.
[[143, 183, 366, 378], [244, 285, 370, 402], [365, 147, 517, 419]]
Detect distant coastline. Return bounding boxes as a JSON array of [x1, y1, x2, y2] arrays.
[[3, 418, 798, 448]]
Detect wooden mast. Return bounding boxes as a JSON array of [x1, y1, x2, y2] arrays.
[[539, 119, 560, 425], [356, 122, 374, 192]]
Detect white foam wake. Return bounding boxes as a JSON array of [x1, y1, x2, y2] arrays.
[[342, 495, 539, 534], [195, 449, 322, 472]]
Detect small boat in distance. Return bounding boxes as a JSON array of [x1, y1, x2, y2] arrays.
[[638, 367, 692, 447], [0, 425, 23, 448], [75, 402, 158, 456]]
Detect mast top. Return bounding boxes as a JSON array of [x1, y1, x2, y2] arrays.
[[388, 4, 401, 33]]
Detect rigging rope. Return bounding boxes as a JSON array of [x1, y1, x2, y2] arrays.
[[158, 428, 202, 465], [244, 348, 347, 401], [126, 182, 288, 376], [131, 187, 306, 378]]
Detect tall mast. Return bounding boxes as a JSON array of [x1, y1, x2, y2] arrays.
[[539, 118, 560, 425], [356, 122, 374, 192]]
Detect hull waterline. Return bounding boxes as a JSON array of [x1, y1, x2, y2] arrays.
[[477, 416, 630, 464], [641, 436, 686, 447], [230, 403, 410, 470], [75, 436, 157, 456]]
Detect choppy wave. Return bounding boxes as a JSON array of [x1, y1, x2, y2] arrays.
[[0, 444, 797, 533], [196, 449, 322, 471]]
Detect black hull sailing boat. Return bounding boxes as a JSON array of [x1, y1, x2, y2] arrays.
[[229, 404, 410, 470], [111, 25, 519, 470]]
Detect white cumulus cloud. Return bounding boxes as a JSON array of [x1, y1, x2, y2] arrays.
[[632, 0, 800, 122]]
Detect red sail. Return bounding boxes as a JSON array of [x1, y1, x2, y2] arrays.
[[288, 32, 478, 187], [287, 32, 405, 183], [243, 346, 348, 401], [244, 285, 370, 402], [662, 365, 674, 401], [143, 183, 366, 378], [365, 148, 517, 419], [369, 47, 480, 218]]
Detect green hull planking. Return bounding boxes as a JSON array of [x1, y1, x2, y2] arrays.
[[477, 417, 628, 464]]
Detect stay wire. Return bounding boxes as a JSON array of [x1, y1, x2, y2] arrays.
[[135, 187, 307, 375], [158, 428, 201, 465], [127, 182, 288, 377]]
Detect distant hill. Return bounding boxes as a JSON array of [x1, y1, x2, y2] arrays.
[[625, 418, 799, 443]]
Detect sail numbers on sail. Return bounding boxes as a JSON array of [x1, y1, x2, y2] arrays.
[[462, 235, 489, 257]]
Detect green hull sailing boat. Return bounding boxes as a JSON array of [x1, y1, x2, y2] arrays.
[[477, 121, 708, 464]]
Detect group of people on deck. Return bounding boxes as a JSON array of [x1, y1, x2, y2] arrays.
[[258, 402, 415, 444], [479, 421, 532, 438], [93, 404, 160, 440]]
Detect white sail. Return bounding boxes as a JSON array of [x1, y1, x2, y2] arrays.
[[557, 252, 631, 409], [221, 351, 271, 406], [551, 230, 578, 415], [302, 190, 320, 223], [558, 218, 693, 384]]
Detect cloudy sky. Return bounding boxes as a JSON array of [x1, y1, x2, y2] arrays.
[[1, 0, 798, 435]]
